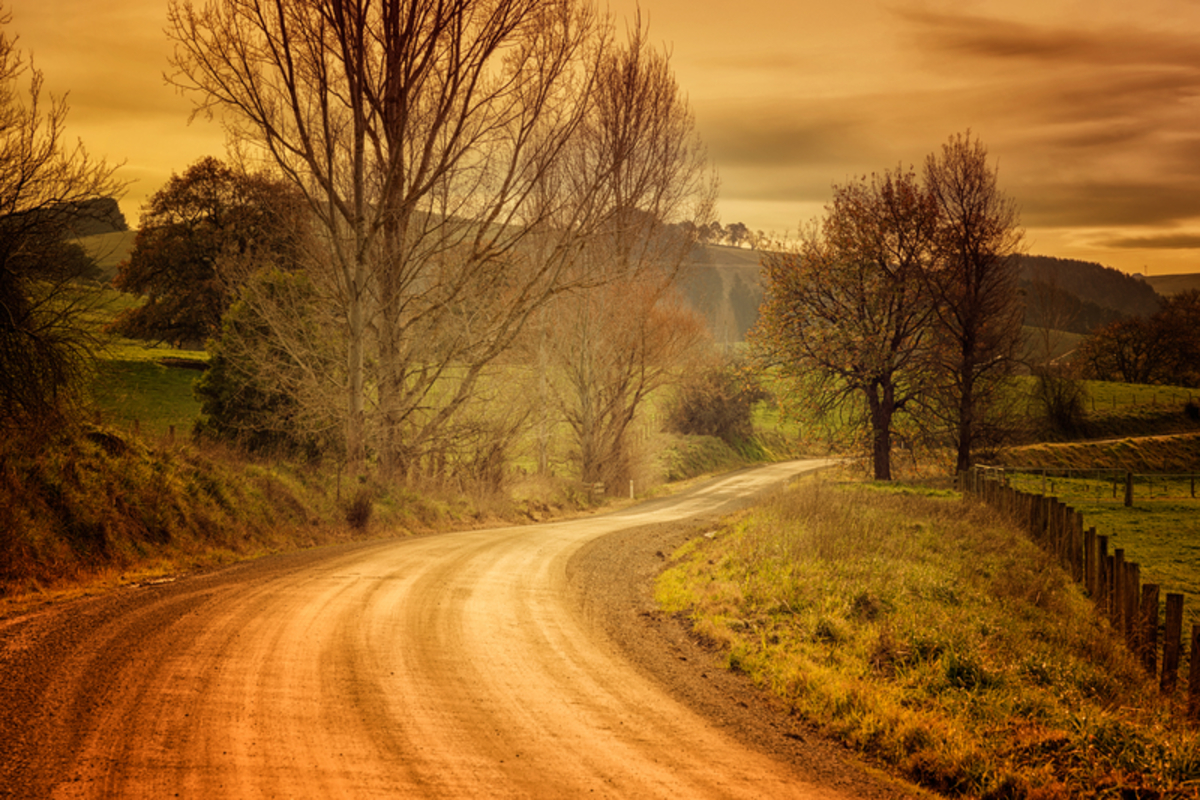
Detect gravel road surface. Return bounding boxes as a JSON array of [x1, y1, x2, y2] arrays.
[[0, 460, 926, 798]]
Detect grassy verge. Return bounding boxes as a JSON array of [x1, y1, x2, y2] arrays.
[[657, 478, 1200, 798], [0, 425, 341, 600], [0, 421, 591, 607]]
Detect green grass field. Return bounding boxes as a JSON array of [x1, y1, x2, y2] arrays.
[[1084, 380, 1198, 413], [998, 469, 1200, 625], [91, 359, 204, 439], [79, 285, 209, 439]]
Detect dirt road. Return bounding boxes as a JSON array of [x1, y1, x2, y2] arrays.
[[0, 460, 922, 799]]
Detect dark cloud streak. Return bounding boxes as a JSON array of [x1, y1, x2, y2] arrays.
[[1103, 234, 1200, 250], [900, 10, 1200, 68]]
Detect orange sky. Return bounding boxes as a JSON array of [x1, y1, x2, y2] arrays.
[[10, 0, 1200, 275]]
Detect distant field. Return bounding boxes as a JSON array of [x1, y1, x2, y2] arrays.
[[1145, 271, 1200, 297], [1019, 325, 1082, 362], [81, 284, 208, 439], [91, 359, 203, 439]]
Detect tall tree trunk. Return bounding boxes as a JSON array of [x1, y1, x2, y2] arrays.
[[867, 381, 894, 481], [345, 262, 368, 471], [955, 372, 975, 475]]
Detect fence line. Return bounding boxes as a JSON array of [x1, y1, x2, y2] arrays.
[[961, 465, 1198, 724], [995, 466, 1200, 505]]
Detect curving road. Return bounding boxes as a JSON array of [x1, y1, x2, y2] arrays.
[[0, 459, 897, 799]]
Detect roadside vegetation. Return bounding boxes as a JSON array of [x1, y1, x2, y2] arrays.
[[5, 0, 1200, 794], [657, 476, 1200, 798]]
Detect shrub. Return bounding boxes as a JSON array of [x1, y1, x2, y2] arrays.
[[344, 487, 373, 531], [1031, 366, 1088, 439], [193, 268, 341, 460], [666, 356, 767, 446]]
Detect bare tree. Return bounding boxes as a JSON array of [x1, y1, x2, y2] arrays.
[[168, 0, 608, 473], [923, 133, 1024, 472], [0, 4, 122, 432], [753, 168, 938, 480], [542, 15, 716, 487], [548, 274, 708, 486], [1022, 275, 1088, 437]]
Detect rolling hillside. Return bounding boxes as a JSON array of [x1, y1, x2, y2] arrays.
[[1146, 272, 1200, 297], [76, 230, 137, 282], [682, 246, 1179, 344]]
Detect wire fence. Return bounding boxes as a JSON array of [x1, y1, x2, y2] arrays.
[[962, 465, 1200, 723], [977, 465, 1200, 505]]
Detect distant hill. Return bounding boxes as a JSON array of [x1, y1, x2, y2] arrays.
[[680, 244, 762, 344], [1145, 272, 1200, 297], [679, 248, 1173, 344], [58, 197, 128, 237], [1018, 255, 1161, 325], [76, 230, 136, 283]]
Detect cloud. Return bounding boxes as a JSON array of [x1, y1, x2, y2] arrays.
[[698, 102, 873, 168], [898, 9, 1200, 68], [1017, 179, 1200, 228], [1101, 233, 1200, 250], [696, 53, 815, 74]]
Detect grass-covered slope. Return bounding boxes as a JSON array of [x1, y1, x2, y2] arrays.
[[657, 478, 1199, 799], [0, 425, 342, 597]]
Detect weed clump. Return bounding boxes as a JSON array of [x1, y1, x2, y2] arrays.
[[344, 487, 374, 531]]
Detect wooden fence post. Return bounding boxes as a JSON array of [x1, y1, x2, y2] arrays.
[[1163, 593, 1185, 695], [1084, 527, 1096, 597], [1080, 513, 1089, 582], [1125, 562, 1140, 647], [1189, 625, 1200, 724], [1125, 471, 1134, 507], [1113, 549, 1126, 630], [1096, 535, 1110, 613], [1055, 501, 1066, 571], [1140, 584, 1160, 675]]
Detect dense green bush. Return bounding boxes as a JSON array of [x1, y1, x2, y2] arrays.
[[194, 268, 341, 460]]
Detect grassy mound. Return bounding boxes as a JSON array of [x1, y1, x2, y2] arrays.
[[0, 418, 603, 604], [1000, 433, 1200, 474], [657, 479, 1199, 798]]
